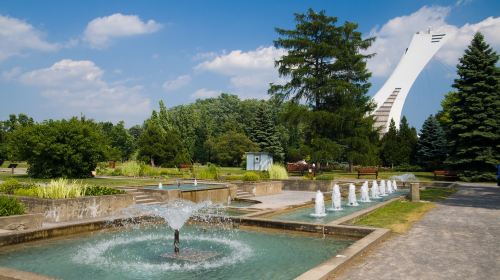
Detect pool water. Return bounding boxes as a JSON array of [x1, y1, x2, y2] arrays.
[[268, 190, 408, 224], [0, 225, 353, 280]]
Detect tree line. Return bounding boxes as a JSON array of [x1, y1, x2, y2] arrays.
[[0, 10, 498, 181]]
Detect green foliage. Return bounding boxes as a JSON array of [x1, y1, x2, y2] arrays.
[[100, 121, 136, 161], [0, 179, 23, 194], [8, 117, 107, 178], [119, 161, 142, 177], [380, 117, 419, 167], [444, 32, 500, 181], [416, 115, 448, 171], [243, 171, 261, 181], [380, 119, 400, 167], [268, 164, 288, 179], [249, 102, 285, 162], [35, 179, 87, 199], [0, 196, 25, 216], [194, 164, 220, 180], [84, 186, 125, 196], [13, 187, 38, 197], [138, 118, 185, 167], [269, 9, 379, 168], [208, 131, 258, 167], [224, 175, 244, 181], [315, 174, 335, 180]]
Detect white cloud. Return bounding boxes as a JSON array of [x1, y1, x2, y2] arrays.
[[367, 6, 500, 77], [1, 67, 22, 80], [19, 59, 150, 121], [162, 74, 191, 91], [195, 46, 286, 98], [84, 13, 161, 48], [0, 15, 58, 62], [191, 88, 219, 99]]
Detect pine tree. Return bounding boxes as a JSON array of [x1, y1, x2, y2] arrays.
[[397, 116, 418, 166], [416, 115, 447, 170], [445, 32, 500, 181], [380, 119, 400, 168], [250, 102, 285, 162]]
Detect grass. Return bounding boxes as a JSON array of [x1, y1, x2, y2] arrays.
[[420, 187, 457, 201], [353, 187, 456, 233], [354, 200, 435, 234]]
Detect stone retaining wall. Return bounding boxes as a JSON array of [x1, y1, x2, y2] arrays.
[[0, 213, 43, 231], [12, 194, 134, 223], [234, 181, 283, 196]]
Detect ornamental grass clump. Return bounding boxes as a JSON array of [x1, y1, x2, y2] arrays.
[[268, 164, 288, 180], [36, 178, 87, 199], [0, 196, 25, 216], [119, 161, 142, 177]]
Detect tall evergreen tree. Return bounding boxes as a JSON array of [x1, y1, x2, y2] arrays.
[[250, 102, 284, 162], [380, 119, 400, 167], [416, 115, 448, 170], [269, 9, 378, 169], [445, 32, 500, 181], [397, 116, 418, 166]]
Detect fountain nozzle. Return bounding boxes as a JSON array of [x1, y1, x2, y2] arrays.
[[174, 229, 180, 254]]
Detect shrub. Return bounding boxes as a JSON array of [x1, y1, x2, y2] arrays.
[[0, 196, 25, 216], [243, 172, 261, 181], [9, 117, 107, 178], [268, 164, 288, 179], [120, 161, 142, 177], [315, 174, 335, 180], [224, 175, 244, 181], [35, 179, 87, 199], [13, 188, 38, 197], [0, 179, 23, 194], [140, 164, 162, 177], [195, 164, 220, 180], [84, 186, 125, 196]]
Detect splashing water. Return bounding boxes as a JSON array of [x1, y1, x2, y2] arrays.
[[392, 180, 398, 190], [371, 180, 380, 199], [135, 200, 212, 230], [310, 190, 327, 217], [159, 183, 163, 189], [347, 184, 359, 206], [360, 181, 371, 203], [390, 173, 417, 182], [327, 184, 343, 211], [379, 180, 388, 196], [387, 180, 394, 194]]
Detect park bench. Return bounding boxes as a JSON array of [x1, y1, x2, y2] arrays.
[[286, 163, 309, 175], [179, 163, 193, 171], [357, 168, 378, 179], [433, 170, 458, 180]]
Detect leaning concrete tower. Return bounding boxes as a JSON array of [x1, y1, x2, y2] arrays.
[[372, 29, 447, 134]]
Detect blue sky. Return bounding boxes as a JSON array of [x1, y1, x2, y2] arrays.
[[1, 0, 499, 130]]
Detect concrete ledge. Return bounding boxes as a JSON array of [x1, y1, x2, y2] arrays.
[[233, 181, 283, 196], [0, 267, 55, 280], [296, 227, 390, 280], [0, 213, 43, 231]]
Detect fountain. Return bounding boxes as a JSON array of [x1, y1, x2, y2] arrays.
[[371, 180, 380, 199], [393, 180, 398, 190], [379, 180, 388, 196], [310, 190, 327, 217], [327, 184, 343, 211], [158, 182, 163, 189], [360, 181, 371, 202], [347, 184, 359, 206], [194, 178, 198, 186], [390, 173, 417, 187], [135, 200, 211, 255], [387, 180, 393, 194]]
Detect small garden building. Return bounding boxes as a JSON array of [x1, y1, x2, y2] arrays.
[[246, 152, 273, 171]]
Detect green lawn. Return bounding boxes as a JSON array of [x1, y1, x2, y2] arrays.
[[353, 188, 456, 233]]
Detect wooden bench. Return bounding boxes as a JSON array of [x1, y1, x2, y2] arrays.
[[357, 168, 378, 179], [179, 163, 193, 171], [286, 163, 309, 175], [433, 170, 458, 180]]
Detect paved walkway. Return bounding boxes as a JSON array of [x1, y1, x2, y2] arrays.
[[336, 183, 500, 280]]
